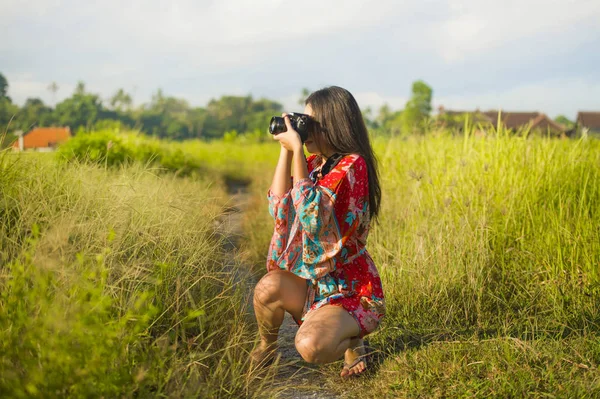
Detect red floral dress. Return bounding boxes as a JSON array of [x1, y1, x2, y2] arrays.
[[266, 153, 385, 338]]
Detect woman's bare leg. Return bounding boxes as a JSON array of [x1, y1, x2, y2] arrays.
[[294, 305, 366, 377], [252, 269, 307, 363]]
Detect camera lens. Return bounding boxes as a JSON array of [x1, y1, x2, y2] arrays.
[[269, 116, 287, 134]]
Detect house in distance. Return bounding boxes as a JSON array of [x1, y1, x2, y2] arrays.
[[576, 112, 600, 137], [12, 127, 72, 152], [437, 108, 567, 137]]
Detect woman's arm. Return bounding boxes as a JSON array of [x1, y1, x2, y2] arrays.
[[269, 146, 293, 198], [292, 146, 309, 185], [270, 114, 308, 188]]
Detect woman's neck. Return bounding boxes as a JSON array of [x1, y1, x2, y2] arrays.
[[320, 150, 335, 162]]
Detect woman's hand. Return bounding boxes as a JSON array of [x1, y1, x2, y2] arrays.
[[272, 114, 303, 153]]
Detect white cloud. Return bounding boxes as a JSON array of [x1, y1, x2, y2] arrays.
[[1, 0, 599, 116], [436, 0, 600, 62], [354, 92, 408, 111]]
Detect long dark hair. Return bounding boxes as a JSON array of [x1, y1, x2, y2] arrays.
[[306, 86, 381, 222]]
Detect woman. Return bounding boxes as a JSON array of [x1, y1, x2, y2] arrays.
[[252, 86, 385, 378]]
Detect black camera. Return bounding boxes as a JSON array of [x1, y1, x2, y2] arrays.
[[269, 113, 311, 143]]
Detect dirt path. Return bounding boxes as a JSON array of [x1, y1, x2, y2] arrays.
[[217, 181, 340, 399]]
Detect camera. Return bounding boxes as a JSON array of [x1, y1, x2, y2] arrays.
[[269, 113, 311, 143]]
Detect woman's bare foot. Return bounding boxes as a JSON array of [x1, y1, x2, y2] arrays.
[[340, 338, 367, 378], [250, 341, 278, 369]]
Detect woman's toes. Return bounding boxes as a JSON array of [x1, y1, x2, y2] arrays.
[[351, 360, 366, 376]]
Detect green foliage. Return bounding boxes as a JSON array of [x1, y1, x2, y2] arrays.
[[0, 152, 272, 398], [0, 241, 156, 397], [371, 337, 600, 397], [56, 130, 205, 176], [364, 104, 404, 137], [57, 130, 136, 166], [555, 114, 575, 129], [202, 95, 282, 139], [93, 118, 124, 131], [401, 80, 433, 134], [0, 74, 280, 140], [0, 97, 19, 132], [0, 132, 17, 150], [139, 89, 197, 140], [0, 73, 8, 99], [109, 88, 133, 112], [298, 87, 310, 106], [367, 81, 433, 137], [436, 111, 493, 133], [54, 82, 104, 132], [14, 97, 55, 131], [223, 130, 239, 142]]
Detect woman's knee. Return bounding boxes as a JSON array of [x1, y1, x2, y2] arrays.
[[295, 331, 332, 364], [253, 270, 286, 306], [295, 333, 320, 363]]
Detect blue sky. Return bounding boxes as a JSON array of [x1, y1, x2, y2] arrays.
[[1, 0, 599, 119]]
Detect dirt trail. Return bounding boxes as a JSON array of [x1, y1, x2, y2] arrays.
[[217, 181, 340, 399]]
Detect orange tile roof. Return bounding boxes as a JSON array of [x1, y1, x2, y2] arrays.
[[12, 127, 71, 150]]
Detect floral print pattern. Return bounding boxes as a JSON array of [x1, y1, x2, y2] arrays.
[[266, 153, 385, 337]]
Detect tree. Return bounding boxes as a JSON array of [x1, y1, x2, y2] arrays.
[[376, 104, 392, 128], [298, 87, 310, 107], [245, 98, 282, 133], [361, 106, 377, 130], [0, 73, 8, 99], [370, 104, 404, 136], [138, 89, 194, 139], [54, 82, 104, 132], [47, 81, 59, 104], [110, 88, 133, 112], [75, 81, 86, 96], [555, 115, 574, 129], [203, 95, 252, 138], [0, 73, 18, 132], [0, 98, 19, 133], [401, 80, 433, 134], [16, 98, 54, 131]]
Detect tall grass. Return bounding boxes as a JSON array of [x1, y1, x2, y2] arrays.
[[240, 131, 600, 397], [56, 129, 275, 186], [0, 150, 277, 398], [370, 133, 599, 337], [4, 128, 599, 397]]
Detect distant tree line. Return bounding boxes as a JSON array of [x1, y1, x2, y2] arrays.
[[0, 73, 285, 141], [7, 71, 535, 142]]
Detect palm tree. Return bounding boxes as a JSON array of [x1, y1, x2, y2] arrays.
[[47, 81, 59, 104]]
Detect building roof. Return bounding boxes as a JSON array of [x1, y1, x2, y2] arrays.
[[441, 109, 565, 132], [576, 112, 600, 129], [529, 113, 567, 132], [12, 127, 71, 150], [482, 111, 540, 129]]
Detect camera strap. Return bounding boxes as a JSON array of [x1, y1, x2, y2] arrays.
[[310, 153, 344, 183]]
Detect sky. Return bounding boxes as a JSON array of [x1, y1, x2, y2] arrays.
[[1, 0, 599, 119]]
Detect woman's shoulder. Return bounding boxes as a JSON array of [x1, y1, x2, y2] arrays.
[[338, 153, 367, 171]]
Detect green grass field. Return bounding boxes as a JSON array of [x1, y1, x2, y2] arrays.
[[1, 130, 599, 398]]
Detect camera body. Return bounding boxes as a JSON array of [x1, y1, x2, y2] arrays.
[[269, 112, 311, 143]]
